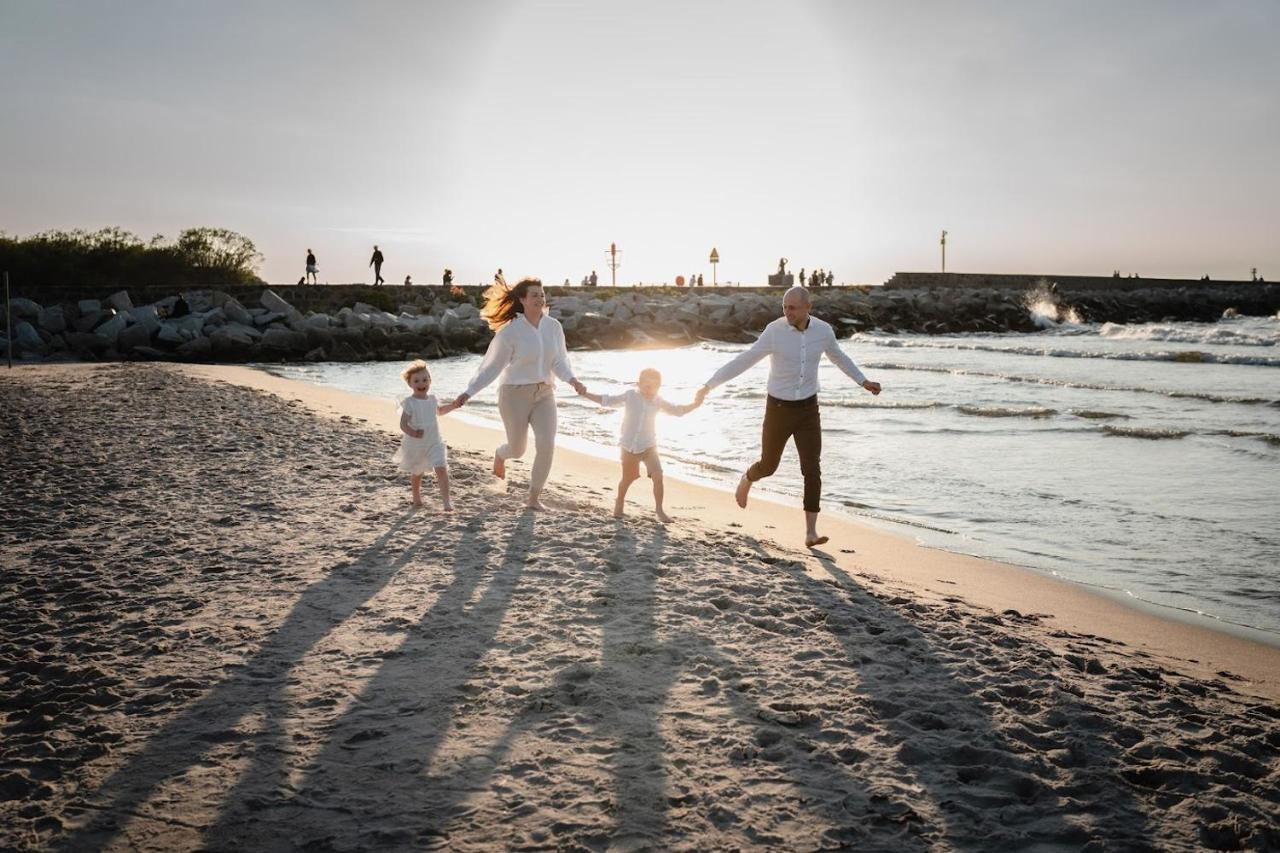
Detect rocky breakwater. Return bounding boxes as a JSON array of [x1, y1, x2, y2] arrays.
[[0, 287, 492, 363], [544, 285, 1046, 345]]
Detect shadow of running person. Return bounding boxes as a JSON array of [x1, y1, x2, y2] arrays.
[[56, 509, 443, 852], [191, 511, 539, 850], [768, 543, 1157, 849]]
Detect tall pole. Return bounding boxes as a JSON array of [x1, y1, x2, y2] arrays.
[[608, 242, 620, 288], [941, 230, 947, 274], [4, 272, 11, 369], [709, 247, 719, 287]]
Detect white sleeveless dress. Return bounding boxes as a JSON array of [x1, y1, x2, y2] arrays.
[[393, 395, 448, 474]]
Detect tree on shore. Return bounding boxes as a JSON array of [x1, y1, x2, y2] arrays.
[[0, 226, 264, 293]]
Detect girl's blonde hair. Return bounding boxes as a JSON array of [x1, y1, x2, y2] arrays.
[[480, 277, 543, 331], [401, 359, 430, 384]]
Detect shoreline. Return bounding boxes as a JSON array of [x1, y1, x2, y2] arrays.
[[301, 367, 1280, 650], [174, 362, 1280, 700]]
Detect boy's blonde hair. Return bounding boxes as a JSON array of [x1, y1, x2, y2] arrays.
[[638, 368, 661, 385], [402, 359, 430, 384]]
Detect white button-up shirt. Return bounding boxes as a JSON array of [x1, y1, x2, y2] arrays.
[[464, 314, 576, 397], [599, 388, 698, 454], [704, 315, 867, 400]]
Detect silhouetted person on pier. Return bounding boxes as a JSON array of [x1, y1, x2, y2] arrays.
[[404, 275, 413, 286], [443, 269, 453, 288], [305, 249, 318, 284], [799, 268, 806, 286], [697, 274, 704, 287], [370, 246, 385, 285], [495, 268, 507, 288], [589, 270, 598, 287]]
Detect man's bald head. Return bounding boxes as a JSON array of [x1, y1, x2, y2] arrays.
[[782, 286, 812, 328], [784, 286, 812, 306]]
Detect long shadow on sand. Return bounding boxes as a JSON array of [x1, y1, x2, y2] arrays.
[[61, 510, 1161, 851], [57, 510, 448, 851]]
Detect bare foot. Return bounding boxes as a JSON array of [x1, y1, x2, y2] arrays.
[[613, 499, 625, 519], [734, 474, 751, 508], [525, 498, 546, 511], [493, 453, 505, 479], [655, 510, 673, 524], [441, 501, 454, 513], [805, 535, 829, 548], [411, 499, 424, 508]]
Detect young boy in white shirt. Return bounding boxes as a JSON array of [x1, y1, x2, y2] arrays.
[[581, 368, 706, 522]]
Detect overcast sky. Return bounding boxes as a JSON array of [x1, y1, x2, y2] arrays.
[[2, 1, 1277, 285]]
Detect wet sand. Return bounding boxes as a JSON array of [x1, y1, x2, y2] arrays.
[[1, 362, 1277, 851]]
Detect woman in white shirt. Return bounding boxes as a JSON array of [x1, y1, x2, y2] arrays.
[[452, 278, 585, 510]]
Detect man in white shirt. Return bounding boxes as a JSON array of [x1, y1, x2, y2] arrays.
[[700, 286, 881, 547]]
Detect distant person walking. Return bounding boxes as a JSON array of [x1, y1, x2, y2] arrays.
[[700, 286, 881, 547], [495, 268, 507, 288], [443, 268, 453, 288], [589, 270, 598, 288], [451, 278, 585, 511], [799, 268, 807, 287], [370, 246, 385, 285], [404, 275, 413, 286], [305, 249, 318, 284]]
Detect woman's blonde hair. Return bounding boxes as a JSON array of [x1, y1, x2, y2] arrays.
[[480, 277, 543, 331], [401, 359, 430, 384]]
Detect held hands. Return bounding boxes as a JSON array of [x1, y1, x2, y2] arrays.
[[862, 380, 882, 396], [694, 385, 709, 406], [437, 402, 458, 416], [571, 379, 588, 396], [451, 393, 470, 409]]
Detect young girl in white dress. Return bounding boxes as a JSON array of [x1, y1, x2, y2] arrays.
[[394, 360, 457, 510]]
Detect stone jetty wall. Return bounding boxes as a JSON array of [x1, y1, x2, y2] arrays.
[[3, 279, 1278, 364]]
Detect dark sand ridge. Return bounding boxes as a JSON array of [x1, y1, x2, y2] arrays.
[[0, 363, 1275, 851]]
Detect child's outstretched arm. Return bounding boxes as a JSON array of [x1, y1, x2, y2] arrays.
[[581, 391, 605, 405], [400, 409, 424, 438], [662, 387, 707, 417], [438, 400, 458, 416]]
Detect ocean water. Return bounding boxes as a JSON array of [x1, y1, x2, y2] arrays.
[[265, 313, 1280, 641]]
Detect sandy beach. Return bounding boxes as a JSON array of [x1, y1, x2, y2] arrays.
[[2, 362, 1278, 851]]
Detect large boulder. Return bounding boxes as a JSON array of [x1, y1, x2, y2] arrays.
[[304, 313, 332, 330], [94, 313, 128, 343], [105, 290, 133, 312], [260, 327, 308, 352], [37, 305, 67, 334], [341, 311, 370, 331], [176, 336, 214, 360], [208, 326, 254, 360], [254, 311, 288, 327], [223, 321, 262, 340], [77, 299, 101, 316], [62, 331, 108, 356], [74, 309, 107, 333], [127, 305, 161, 333], [260, 289, 302, 321], [9, 297, 42, 319], [222, 297, 254, 326], [14, 321, 45, 353], [117, 321, 154, 352], [182, 290, 215, 314]]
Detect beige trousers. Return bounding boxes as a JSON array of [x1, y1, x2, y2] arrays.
[[496, 382, 558, 492]]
